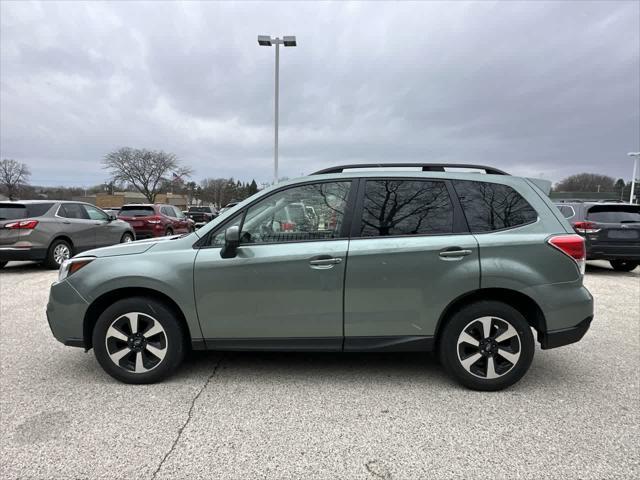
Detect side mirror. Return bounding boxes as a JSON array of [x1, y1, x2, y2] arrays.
[[220, 225, 241, 258], [108, 214, 116, 221]]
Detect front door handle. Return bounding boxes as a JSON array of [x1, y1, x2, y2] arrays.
[[309, 256, 343, 269], [439, 249, 472, 258]]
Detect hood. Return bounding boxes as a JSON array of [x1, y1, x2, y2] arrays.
[[76, 232, 197, 259]]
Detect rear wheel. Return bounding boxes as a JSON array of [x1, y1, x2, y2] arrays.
[[92, 297, 185, 384], [44, 239, 72, 269], [165, 228, 173, 237], [120, 232, 134, 243], [610, 260, 638, 272], [439, 301, 534, 391]]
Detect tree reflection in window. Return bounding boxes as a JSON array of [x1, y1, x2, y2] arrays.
[[360, 180, 453, 236], [452, 180, 538, 232]]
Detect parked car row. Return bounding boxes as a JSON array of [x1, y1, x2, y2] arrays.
[[555, 201, 640, 271], [184, 205, 218, 229], [0, 201, 196, 269]]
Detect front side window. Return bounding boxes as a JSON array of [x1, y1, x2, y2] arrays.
[[240, 181, 351, 244], [211, 215, 242, 247], [359, 179, 454, 237], [161, 206, 174, 217], [453, 180, 538, 232], [84, 205, 109, 221]]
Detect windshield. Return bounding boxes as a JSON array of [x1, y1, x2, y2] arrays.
[[587, 205, 640, 223], [119, 206, 155, 217], [0, 203, 53, 220]]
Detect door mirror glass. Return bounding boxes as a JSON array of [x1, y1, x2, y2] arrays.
[[220, 225, 241, 258], [108, 213, 116, 221]]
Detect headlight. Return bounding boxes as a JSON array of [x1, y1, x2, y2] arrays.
[[58, 257, 95, 282]]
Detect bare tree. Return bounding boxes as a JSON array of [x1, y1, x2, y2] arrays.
[[102, 147, 192, 203], [0, 159, 31, 200], [555, 173, 616, 192]]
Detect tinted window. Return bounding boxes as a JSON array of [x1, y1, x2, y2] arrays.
[[587, 205, 640, 223], [557, 205, 575, 219], [161, 206, 175, 217], [119, 206, 155, 217], [0, 203, 53, 220], [360, 180, 453, 237], [453, 180, 538, 232], [58, 203, 89, 219], [241, 181, 351, 243], [84, 205, 109, 221]]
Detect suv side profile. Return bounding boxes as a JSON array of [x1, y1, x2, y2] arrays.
[[117, 204, 194, 239], [47, 164, 594, 391], [556, 201, 639, 271], [0, 200, 135, 269]]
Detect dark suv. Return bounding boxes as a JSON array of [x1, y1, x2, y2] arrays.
[[117, 204, 195, 239], [556, 202, 640, 271]]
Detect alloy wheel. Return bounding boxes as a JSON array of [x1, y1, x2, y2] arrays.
[[104, 312, 168, 373], [53, 244, 71, 265], [456, 316, 521, 379]]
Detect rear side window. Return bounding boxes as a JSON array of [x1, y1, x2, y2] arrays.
[[359, 179, 454, 237], [452, 180, 538, 232], [557, 205, 575, 219], [58, 204, 89, 219], [119, 206, 155, 217], [587, 205, 640, 223], [0, 203, 53, 220]]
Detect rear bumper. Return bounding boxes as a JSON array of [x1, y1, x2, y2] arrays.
[[587, 242, 640, 261], [0, 246, 47, 262], [540, 315, 593, 349], [131, 226, 164, 239]]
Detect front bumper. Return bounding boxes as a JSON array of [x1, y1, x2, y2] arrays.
[[540, 315, 593, 349], [46, 280, 90, 348], [0, 246, 47, 262]]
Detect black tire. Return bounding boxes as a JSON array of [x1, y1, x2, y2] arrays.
[[610, 260, 638, 272], [165, 228, 173, 237], [120, 232, 134, 243], [439, 301, 534, 391], [92, 297, 185, 384], [44, 238, 72, 269], [0, 261, 7, 269]]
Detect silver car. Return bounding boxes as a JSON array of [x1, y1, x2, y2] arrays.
[[0, 200, 135, 269]]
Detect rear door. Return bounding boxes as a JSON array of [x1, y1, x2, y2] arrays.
[[56, 203, 96, 251], [343, 178, 479, 349]]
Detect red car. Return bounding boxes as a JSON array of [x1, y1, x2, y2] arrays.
[[118, 204, 195, 239]]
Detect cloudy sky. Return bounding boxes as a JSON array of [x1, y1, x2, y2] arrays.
[[1, 0, 638, 187]]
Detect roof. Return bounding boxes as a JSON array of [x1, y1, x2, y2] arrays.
[[0, 199, 88, 204]]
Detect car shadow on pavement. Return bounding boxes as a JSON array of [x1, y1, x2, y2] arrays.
[[1, 261, 47, 273], [585, 262, 639, 278]]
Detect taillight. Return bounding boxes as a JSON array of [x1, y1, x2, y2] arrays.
[[146, 216, 162, 224], [4, 219, 39, 230], [548, 234, 586, 275], [572, 221, 600, 234]]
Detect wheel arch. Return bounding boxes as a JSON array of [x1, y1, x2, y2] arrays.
[[83, 287, 192, 350], [49, 235, 74, 251], [434, 288, 547, 345]]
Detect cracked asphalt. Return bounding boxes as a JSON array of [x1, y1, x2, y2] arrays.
[[1, 260, 638, 479]]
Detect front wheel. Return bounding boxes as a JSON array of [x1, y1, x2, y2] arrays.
[[439, 301, 534, 391], [610, 260, 638, 272], [165, 228, 173, 237], [44, 239, 72, 269], [92, 297, 185, 384]]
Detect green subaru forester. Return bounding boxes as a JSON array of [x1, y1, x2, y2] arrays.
[[47, 164, 593, 390]]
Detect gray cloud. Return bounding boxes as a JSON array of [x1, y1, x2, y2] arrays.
[[1, 0, 638, 187]]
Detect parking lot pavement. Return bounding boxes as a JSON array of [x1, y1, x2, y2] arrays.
[[0, 261, 638, 479]]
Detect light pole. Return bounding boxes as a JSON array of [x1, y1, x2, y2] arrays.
[[629, 152, 640, 204], [258, 35, 297, 184]]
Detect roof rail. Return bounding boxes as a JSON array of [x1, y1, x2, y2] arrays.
[[310, 163, 509, 175]]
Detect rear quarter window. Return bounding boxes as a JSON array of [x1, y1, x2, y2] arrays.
[[0, 203, 54, 220], [452, 180, 538, 232]]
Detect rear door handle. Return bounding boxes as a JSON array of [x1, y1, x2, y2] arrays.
[[309, 256, 343, 269], [439, 249, 472, 258]]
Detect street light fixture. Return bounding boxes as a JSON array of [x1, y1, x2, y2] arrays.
[[258, 34, 297, 183], [629, 152, 640, 204]]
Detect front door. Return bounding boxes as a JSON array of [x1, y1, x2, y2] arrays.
[[193, 180, 354, 350], [83, 204, 121, 248]]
